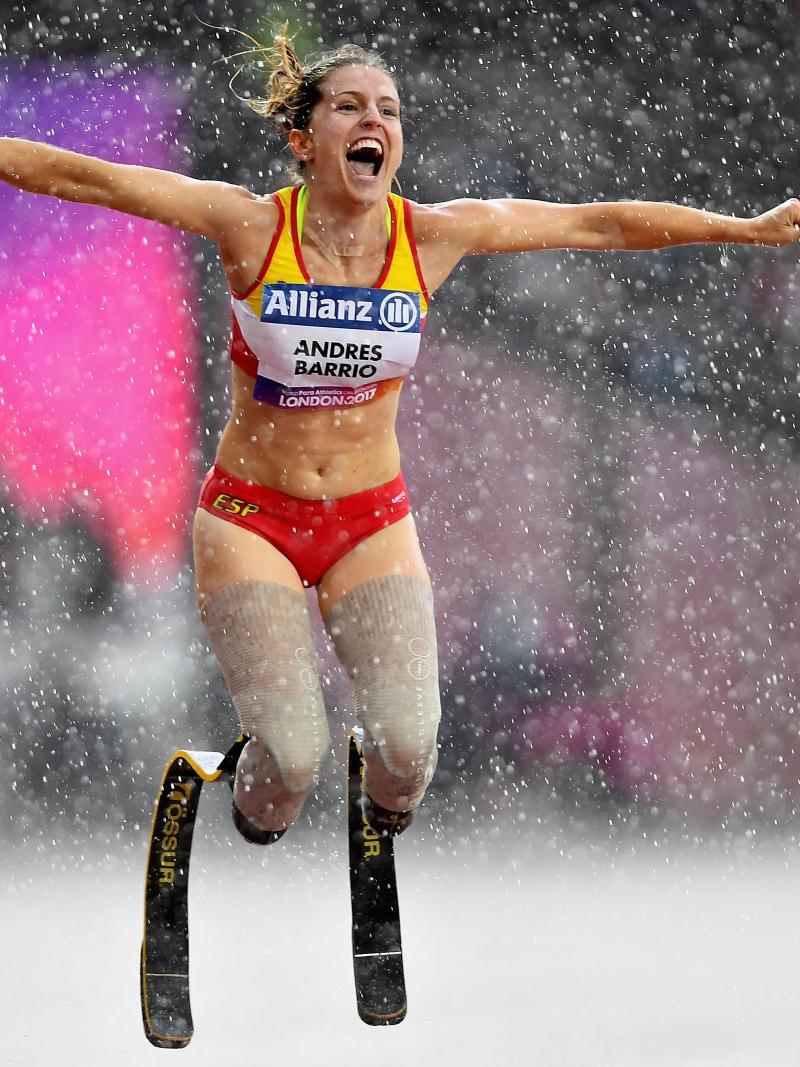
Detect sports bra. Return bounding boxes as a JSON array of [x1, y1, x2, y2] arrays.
[[229, 185, 429, 410]]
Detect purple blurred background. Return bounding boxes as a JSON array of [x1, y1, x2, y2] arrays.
[[0, 64, 198, 587]]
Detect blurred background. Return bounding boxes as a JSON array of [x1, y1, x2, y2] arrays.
[[6, 4, 800, 1065], [2, 0, 800, 854]]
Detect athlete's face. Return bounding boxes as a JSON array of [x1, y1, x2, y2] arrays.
[[291, 65, 403, 203]]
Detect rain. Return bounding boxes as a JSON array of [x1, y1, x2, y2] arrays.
[[2, 1, 800, 1064]]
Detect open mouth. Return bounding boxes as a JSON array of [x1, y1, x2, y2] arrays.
[[345, 138, 384, 179]]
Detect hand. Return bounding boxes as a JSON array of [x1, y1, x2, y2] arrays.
[[752, 198, 800, 247]]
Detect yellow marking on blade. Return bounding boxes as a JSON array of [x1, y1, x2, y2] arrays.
[[361, 1005, 407, 1021]]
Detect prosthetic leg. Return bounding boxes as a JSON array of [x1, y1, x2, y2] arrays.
[[347, 727, 407, 1025], [140, 736, 246, 1049], [140, 729, 410, 1047]]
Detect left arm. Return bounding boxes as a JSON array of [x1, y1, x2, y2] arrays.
[[414, 196, 800, 260]]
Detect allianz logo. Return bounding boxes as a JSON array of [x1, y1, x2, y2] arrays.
[[262, 286, 419, 333], [378, 292, 418, 332]]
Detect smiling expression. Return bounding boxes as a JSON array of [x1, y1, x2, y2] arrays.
[[288, 65, 403, 203]]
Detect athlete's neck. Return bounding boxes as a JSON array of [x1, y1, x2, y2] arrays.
[[301, 185, 389, 260]]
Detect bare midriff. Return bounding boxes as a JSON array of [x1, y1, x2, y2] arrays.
[[215, 364, 403, 499]]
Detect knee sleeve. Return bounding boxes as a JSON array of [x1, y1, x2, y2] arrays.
[[201, 581, 331, 830], [326, 575, 441, 812]]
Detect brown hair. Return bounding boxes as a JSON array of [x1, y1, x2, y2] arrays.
[[218, 23, 395, 182], [256, 27, 394, 133], [210, 22, 397, 181]]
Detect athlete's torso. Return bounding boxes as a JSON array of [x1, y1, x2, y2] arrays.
[[229, 185, 429, 412], [215, 186, 430, 500]]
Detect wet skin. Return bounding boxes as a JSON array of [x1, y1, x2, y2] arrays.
[[216, 65, 409, 502], [7, 65, 790, 599], [199, 64, 431, 604]]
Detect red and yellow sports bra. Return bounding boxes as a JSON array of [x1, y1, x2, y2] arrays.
[[230, 185, 429, 410]]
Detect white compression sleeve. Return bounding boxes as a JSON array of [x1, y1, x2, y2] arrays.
[[326, 575, 441, 812], [202, 580, 331, 831]]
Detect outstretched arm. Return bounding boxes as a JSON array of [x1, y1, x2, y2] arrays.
[[415, 195, 800, 264], [0, 136, 255, 241]]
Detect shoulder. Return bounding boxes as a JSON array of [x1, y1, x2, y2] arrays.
[[399, 199, 491, 292], [407, 198, 494, 251], [210, 185, 286, 274], [208, 182, 282, 231], [213, 186, 286, 291], [407, 198, 476, 235]]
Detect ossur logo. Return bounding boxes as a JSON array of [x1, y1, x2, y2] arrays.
[[158, 781, 192, 886], [379, 292, 419, 332]]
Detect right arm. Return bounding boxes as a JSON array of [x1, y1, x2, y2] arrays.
[[0, 136, 257, 242]]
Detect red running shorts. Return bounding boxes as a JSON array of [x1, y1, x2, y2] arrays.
[[197, 464, 411, 587]]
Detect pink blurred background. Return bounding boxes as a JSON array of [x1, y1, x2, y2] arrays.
[[0, 65, 198, 587]]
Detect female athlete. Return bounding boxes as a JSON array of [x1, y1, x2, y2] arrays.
[[2, 31, 798, 843]]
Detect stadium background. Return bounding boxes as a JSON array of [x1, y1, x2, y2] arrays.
[[1, 0, 800, 853]]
